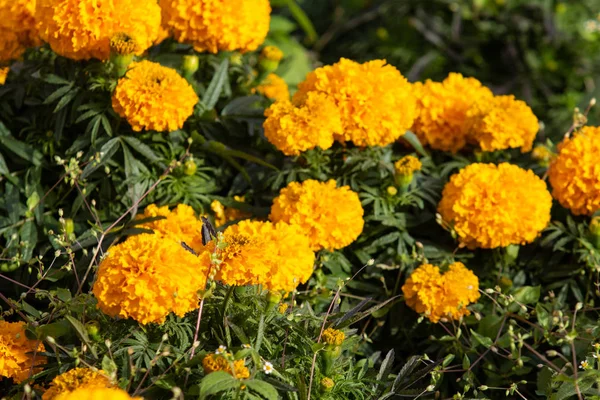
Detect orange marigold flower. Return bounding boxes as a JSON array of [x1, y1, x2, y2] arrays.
[[412, 73, 493, 153], [269, 179, 364, 251], [253, 73, 290, 102], [438, 163, 552, 249], [548, 126, 600, 216], [260, 46, 283, 62], [208, 220, 314, 292], [394, 155, 422, 176], [322, 328, 345, 346], [138, 204, 204, 253], [0, 67, 8, 85], [42, 368, 112, 400], [159, 0, 271, 53], [54, 387, 141, 400], [109, 32, 139, 56], [92, 234, 210, 324], [202, 353, 249, 379], [210, 196, 251, 228], [112, 60, 198, 132], [0, 321, 45, 383], [36, 0, 160, 61], [470, 95, 539, 152], [402, 262, 480, 323], [0, 0, 39, 62], [294, 58, 417, 147], [263, 92, 342, 155]]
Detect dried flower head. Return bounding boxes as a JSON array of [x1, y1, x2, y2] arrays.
[[438, 163, 552, 249], [202, 353, 249, 379], [548, 126, 600, 216], [263, 92, 342, 155], [402, 262, 480, 323], [92, 234, 210, 324], [270, 179, 364, 251], [253, 73, 290, 102], [112, 60, 198, 132], [36, 0, 161, 60], [412, 73, 493, 153], [138, 204, 204, 253], [42, 368, 112, 400], [294, 58, 417, 147], [159, 0, 271, 53], [0, 321, 45, 383]]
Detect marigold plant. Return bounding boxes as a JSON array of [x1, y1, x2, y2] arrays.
[[0, 321, 45, 383], [294, 58, 417, 147], [270, 179, 365, 251], [412, 73, 493, 153], [548, 126, 600, 216], [54, 387, 141, 400], [470, 95, 539, 152], [438, 163, 552, 249], [202, 353, 250, 379], [35, 0, 161, 60], [92, 234, 210, 324], [42, 368, 112, 400], [112, 60, 199, 132], [253, 73, 290, 102], [402, 262, 480, 323], [0, 0, 39, 62], [138, 203, 204, 253], [159, 0, 271, 53], [263, 92, 342, 155]]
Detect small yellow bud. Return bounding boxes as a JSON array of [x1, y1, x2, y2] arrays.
[[386, 186, 398, 196]]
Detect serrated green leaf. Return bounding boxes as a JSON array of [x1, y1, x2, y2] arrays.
[[202, 59, 230, 110], [245, 380, 279, 400], [199, 371, 238, 399]]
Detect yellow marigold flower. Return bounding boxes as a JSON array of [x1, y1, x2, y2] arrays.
[[202, 353, 250, 379], [210, 196, 251, 228], [253, 73, 290, 102], [270, 179, 364, 251], [209, 220, 315, 292], [159, 0, 271, 54], [54, 387, 141, 400], [112, 60, 199, 132], [470, 95, 539, 152], [322, 328, 345, 346], [109, 33, 139, 56], [261, 46, 283, 62], [263, 92, 342, 156], [0, 321, 45, 383], [438, 163, 552, 249], [138, 203, 204, 253], [394, 155, 422, 176], [412, 73, 493, 153], [36, 0, 161, 60], [402, 262, 480, 323], [42, 368, 112, 400], [0, 67, 8, 85], [0, 0, 39, 63], [294, 58, 417, 147], [92, 234, 210, 324], [532, 144, 555, 166], [548, 126, 600, 216]]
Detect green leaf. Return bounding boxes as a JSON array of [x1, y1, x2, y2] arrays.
[[285, 0, 317, 44], [199, 371, 238, 399], [512, 286, 541, 305], [43, 83, 74, 105], [202, 59, 230, 110], [245, 380, 279, 400], [36, 320, 71, 340], [20, 220, 37, 262], [402, 131, 429, 157], [121, 136, 163, 165], [536, 303, 550, 330], [377, 349, 395, 381], [0, 135, 43, 166], [65, 315, 98, 358], [470, 329, 493, 348], [101, 355, 118, 378], [55, 288, 72, 302], [255, 313, 265, 353], [81, 138, 120, 179]]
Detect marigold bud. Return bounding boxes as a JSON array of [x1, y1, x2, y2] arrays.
[[259, 46, 283, 73], [320, 377, 334, 392]]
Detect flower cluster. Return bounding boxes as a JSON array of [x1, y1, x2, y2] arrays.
[[411, 73, 493, 153], [54, 387, 141, 400], [402, 262, 480, 322], [269, 179, 364, 251], [0, 321, 45, 383], [548, 126, 600, 216], [112, 60, 198, 132], [253, 73, 290, 102], [92, 233, 210, 324], [42, 368, 112, 400], [438, 163, 552, 249], [0, 0, 39, 63], [208, 220, 315, 293], [159, 0, 271, 53], [36, 0, 161, 60], [202, 353, 250, 379], [263, 58, 416, 154], [138, 203, 204, 253]]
